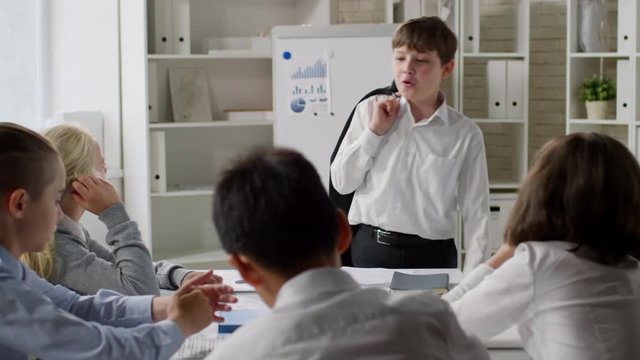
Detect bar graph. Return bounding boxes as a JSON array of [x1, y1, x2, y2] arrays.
[[291, 59, 328, 79]]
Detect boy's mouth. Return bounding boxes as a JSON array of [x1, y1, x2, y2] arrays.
[[402, 79, 414, 87]]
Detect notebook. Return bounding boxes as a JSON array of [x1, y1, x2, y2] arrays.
[[389, 272, 449, 295]]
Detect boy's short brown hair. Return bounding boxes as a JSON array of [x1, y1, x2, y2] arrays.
[[392, 16, 457, 64], [0, 123, 59, 200]]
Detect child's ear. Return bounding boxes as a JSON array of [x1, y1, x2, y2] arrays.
[[6, 189, 29, 219], [441, 59, 455, 79], [229, 253, 263, 287]]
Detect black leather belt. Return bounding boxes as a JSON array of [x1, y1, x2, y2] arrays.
[[360, 224, 437, 247]]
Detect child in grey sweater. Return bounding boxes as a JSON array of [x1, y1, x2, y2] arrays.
[[22, 124, 221, 295]]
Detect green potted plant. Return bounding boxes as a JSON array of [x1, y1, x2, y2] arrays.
[[579, 75, 616, 120]]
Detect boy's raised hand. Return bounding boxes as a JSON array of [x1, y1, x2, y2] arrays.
[[370, 95, 400, 136], [167, 270, 237, 336], [71, 175, 121, 216]]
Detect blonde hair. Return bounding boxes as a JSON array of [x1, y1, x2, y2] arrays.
[[44, 124, 97, 186], [21, 124, 97, 279], [20, 239, 56, 279]]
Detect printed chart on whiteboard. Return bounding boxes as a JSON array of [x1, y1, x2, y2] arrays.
[[285, 52, 332, 116]]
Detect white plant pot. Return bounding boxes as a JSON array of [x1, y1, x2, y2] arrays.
[[585, 100, 609, 120]]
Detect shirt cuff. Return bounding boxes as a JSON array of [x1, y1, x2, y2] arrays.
[[125, 294, 155, 323], [99, 202, 131, 229], [169, 268, 191, 289], [359, 127, 384, 157]]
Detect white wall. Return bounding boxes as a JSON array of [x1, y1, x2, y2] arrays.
[[48, 0, 123, 240], [49, 0, 121, 170]]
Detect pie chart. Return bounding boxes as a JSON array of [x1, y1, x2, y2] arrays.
[[290, 98, 306, 113]]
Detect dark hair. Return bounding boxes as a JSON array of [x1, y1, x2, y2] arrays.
[[0, 122, 59, 200], [212, 148, 339, 276], [506, 133, 640, 265], [392, 16, 457, 64]]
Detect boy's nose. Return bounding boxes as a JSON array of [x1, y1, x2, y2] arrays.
[[403, 61, 414, 74]]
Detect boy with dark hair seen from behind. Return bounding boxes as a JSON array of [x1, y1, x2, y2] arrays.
[[206, 147, 489, 360]]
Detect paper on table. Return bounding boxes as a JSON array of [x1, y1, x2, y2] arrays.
[[214, 269, 256, 292]]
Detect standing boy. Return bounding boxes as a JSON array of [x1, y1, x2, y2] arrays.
[[207, 148, 488, 360], [331, 16, 490, 271]]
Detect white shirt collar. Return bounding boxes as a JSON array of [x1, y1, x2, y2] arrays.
[[58, 215, 87, 242], [274, 267, 360, 309], [402, 91, 450, 126]]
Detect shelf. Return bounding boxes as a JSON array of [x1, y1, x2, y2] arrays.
[[474, 118, 526, 124], [569, 52, 630, 59], [462, 52, 527, 59], [149, 120, 273, 129], [489, 183, 520, 190], [568, 119, 628, 125], [148, 51, 271, 60], [151, 188, 214, 198]]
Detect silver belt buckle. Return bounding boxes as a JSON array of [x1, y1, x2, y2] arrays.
[[375, 229, 394, 246]]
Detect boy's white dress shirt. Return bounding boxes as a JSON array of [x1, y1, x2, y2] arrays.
[[331, 95, 490, 271], [208, 267, 489, 360]]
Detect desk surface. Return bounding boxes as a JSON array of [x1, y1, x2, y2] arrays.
[[172, 268, 527, 360]]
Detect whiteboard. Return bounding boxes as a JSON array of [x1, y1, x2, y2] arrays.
[[273, 24, 397, 189]]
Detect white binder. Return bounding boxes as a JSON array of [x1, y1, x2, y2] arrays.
[[154, 0, 173, 54], [149, 131, 167, 193], [148, 62, 158, 123], [506, 60, 524, 119], [487, 60, 507, 119], [463, 0, 479, 53], [617, 1, 635, 54], [616, 59, 631, 121], [172, 0, 191, 55]]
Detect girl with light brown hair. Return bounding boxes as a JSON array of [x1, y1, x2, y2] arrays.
[[443, 132, 640, 360]]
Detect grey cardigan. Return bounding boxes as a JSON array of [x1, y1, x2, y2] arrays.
[[49, 203, 190, 296]]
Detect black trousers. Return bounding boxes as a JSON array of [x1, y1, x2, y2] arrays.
[[351, 225, 458, 268]]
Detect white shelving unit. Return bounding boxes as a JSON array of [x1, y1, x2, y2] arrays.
[[120, 0, 338, 269], [460, 0, 530, 192], [566, 0, 639, 154]]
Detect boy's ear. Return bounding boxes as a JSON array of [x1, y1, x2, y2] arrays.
[[441, 59, 455, 79], [229, 253, 263, 287], [6, 189, 29, 219], [336, 209, 352, 254]]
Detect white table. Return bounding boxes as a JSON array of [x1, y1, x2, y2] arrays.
[[171, 268, 530, 360]]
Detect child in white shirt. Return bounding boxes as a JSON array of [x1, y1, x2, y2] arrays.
[[443, 132, 640, 360]]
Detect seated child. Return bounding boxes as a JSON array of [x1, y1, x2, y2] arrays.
[[22, 124, 221, 295], [443, 133, 640, 360], [0, 122, 236, 359], [206, 148, 489, 360]]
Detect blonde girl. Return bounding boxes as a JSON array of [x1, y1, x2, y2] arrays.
[[23, 124, 220, 295]]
